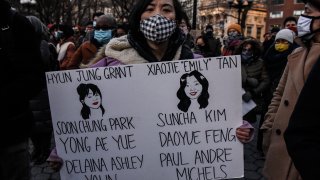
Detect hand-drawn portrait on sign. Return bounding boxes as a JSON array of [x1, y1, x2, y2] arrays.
[[77, 83, 105, 120], [177, 70, 210, 112]]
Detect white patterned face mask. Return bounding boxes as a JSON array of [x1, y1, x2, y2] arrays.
[[140, 14, 176, 43], [297, 14, 320, 37]]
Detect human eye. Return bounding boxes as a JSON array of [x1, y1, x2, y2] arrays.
[[145, 5, 154, 12], [163, 5, 173, 12]]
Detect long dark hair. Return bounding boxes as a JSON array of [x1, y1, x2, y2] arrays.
[[128, 0, 185, 42], [77, 83, 105, 120], [235, 39, 262, 60], [177, 70, 209, 112]]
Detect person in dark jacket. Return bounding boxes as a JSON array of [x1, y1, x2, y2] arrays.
[[258, 28, 295, 153], [0, 0, 44, 179], [26, 15, 55, 165], [203, 24, 221, 57], [235, 39, 270, 123]]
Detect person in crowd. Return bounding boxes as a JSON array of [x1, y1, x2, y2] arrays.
[[47, 0, 254, 171], [114, 23, 128, 38], [235, 39, 270, 124], [284, 54, 320, 180], [48, 24, 60, 46], [259, 29, 295, 153], [56, 24, 76, 70], [202, 24, 222, 57], [283, 16, 297, 34], [73, 25, 83, 48], [262, 26, 280, 56], [222, 23, 243, 56], [92, 12, 105, 27], [67, 15, 116, 69], [194, 35, 213, 57], [82, 12, 105, 43], [0, 0, 44, 179], [84, 21, 94, 34], [260, 0, 320, 179], [26, 15, 57, 165], [178, 11, 194, 49]]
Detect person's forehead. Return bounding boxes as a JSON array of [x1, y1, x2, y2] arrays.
[[148, 0, 174, 5], [285, 20, 296, 25]]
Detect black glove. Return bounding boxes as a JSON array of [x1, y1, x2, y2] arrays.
[[242, 91, 252, 102], [246, 77, 259, 87]]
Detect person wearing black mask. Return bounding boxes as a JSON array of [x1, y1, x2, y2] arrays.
[[202, 24, 221, 57]]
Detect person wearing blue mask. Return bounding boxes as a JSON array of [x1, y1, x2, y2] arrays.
[[67, 15, 116, 69]]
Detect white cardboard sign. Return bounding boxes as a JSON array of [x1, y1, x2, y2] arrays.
[[46, 56, 243, 180]]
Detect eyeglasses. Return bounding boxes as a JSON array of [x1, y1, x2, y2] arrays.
[[94, 26, 115, 31]]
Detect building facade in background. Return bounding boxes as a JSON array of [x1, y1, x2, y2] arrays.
[[266, 0, 304, 31]]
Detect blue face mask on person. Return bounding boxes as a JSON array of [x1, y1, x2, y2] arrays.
[[94, 29, 112, 44]]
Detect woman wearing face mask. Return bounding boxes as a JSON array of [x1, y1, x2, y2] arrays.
[[222, 23, 244, 56], [66, 15, 116, 69], [235, 39, 270, 125], [47, 0, 254, 172], [258, 29, 295, 154], [263, 29, 295, 116], [260, 0, 320, 179]]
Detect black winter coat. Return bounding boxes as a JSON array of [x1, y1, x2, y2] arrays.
[[0, 5, 44, 147]]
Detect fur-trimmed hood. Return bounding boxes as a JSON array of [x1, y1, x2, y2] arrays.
[[85, 32, 194, 68], [104, 35, 183, 65]]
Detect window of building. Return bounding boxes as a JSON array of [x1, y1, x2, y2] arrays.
[[270, 11, 283, 18], [246, 26, 252, 36], [256, 27, 262, 41], [293, 10, 304, 16], [271, 0, 284, 4]]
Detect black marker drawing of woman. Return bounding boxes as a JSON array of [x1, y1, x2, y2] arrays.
[[177, 70, 210, 112], [77, 83, 105, 120]]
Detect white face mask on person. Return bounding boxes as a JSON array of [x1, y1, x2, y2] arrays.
[[140, 14, 176, 43], [297, 14, 320, 37]]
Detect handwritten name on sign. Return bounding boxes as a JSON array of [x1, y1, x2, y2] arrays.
[[46, 56, 243, 180]]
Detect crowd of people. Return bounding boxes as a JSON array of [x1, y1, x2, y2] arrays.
[[1, 0, 320, 179]]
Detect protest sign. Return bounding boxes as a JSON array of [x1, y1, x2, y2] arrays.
[[46, 56, 243, 180]]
